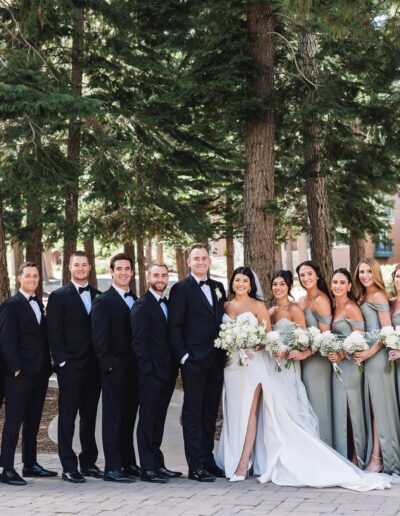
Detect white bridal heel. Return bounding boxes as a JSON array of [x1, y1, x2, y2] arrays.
[[229, 473, 246, 482]]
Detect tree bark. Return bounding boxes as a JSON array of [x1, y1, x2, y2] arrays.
[[26, 199, 43, 300], [146, 238, 152, 266], [84, 238, 97, 288], [0, 194, 11, 302], [244, 2, 276, 304], [286, 235, 293, 273], [13, 242, 24, 291], [349, 234, 366, 274], [136, 234, 146, 296], [226, 236, 234, 283], [298, 31, 333, 283], [124, 241, 137, 295], [275, 244, 282, 270], [63, 3, 85, 285], [156, 235, 164, 264], [175, 246, 189, 280]]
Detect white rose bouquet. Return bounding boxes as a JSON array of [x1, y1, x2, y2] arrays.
[[265, 331, 289, 372], [214, 317, 267, 366], [312, 331, 343, 381], [342, 331, 369, 372], [379, 326, 400, 373], [285, 326, 310, 369], [307, 327, 322, 353]]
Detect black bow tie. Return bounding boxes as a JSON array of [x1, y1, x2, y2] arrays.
[[124, 291, 134, 298], [29, 295, 38, 303], [159, 297, 168, 305], [78, 285, 90, 294], [199, 279, 210, 287]]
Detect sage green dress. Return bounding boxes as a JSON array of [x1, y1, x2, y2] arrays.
[[360, 301, 400, 474], [302, 309, 333, 446], [392, 311, 400, 408], [272, 318, 302, 378], [331, 318, 367, 467]]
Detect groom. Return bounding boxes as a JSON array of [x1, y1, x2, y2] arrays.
[[169, 243, 226, 481]]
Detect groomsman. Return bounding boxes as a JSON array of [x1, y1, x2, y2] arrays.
[[47, 251, 102, 483], [0, 262, 56, 485], [169, 244, 226, 481], [131, 264, 180, 483], [91, 253, 140, 483]]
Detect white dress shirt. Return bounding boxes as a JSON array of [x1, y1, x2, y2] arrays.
[[113, 284, 135, 309], [149, 288, 168, 319], [192, 273, 213, 306], [71, 280, 92, 314], [20, 289, 42, 324]]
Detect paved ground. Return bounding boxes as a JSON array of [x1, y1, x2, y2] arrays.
[[2, 388, 400, 515]]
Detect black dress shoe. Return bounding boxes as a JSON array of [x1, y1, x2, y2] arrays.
[[204, 465, 226, 478], [103, 470, 135, 483], [141, 470, 169, 484], [80, 465, 104, 479], [23, 463, 58, 478], [1, 469, 27, 486], [62, 471, 86, 483], [156, 467, 182, 479], [121, 464, 141, 478], [188, 469, 216, 482]]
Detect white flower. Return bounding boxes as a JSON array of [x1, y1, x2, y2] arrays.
[[215, 287, 223, 300], [381, 325, 396, 337]]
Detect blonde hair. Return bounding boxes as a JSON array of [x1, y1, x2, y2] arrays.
[[391, 263, 400, 297], [353, 257, 386, 301]]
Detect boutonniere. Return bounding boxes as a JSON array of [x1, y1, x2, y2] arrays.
[[215, 287, 223, 300]]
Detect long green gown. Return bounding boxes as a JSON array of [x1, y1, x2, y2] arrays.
[[360, 302, 400, 474], [302, 309, 333, 446], [392, 311, 400, 410], [331, 318, 367, 467]]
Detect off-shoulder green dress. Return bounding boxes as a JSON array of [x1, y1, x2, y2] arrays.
[[392, 310, 400, 409], [360, 301, 400, 474], [302, 309, 333, 446], [331, 318, 366, 467]]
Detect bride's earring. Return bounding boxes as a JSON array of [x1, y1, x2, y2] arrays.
[[248, 289, 251, 294]]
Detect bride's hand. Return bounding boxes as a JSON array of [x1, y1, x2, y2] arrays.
[[288, 349, 311, 361], [328, 352, 344, 363], [273, 351, 287, 360]]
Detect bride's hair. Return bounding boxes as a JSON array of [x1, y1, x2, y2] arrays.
[[270, 270, 294, 299], [229, 267, 259, 300]]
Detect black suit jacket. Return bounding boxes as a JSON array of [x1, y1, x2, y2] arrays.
[[131, 290, 174, 381], [47, 282, 101, 368], [0, 292, 52, 378], [91, 286, 137, 373], [168, 275, 226, 367]]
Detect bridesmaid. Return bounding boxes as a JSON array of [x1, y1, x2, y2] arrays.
[[296, 261, 333, 446], [387, 264, 400, 402], [269, 270, 306, 377], [354, 258, 400, 474], [328, 268, 366, 467]]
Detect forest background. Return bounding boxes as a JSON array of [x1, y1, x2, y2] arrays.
[[0, 0, 399, 304]]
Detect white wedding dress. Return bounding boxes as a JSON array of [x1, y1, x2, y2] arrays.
[[215, 312, 392, 491]]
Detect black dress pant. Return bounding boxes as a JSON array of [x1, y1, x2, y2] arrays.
[[181, 358, 223, 471], [56, 358, 101, 471], [0, 370, 4, 410], [101, 362, 138, 472], [137, 369, 176, 471], [0, 373, 48, 469]]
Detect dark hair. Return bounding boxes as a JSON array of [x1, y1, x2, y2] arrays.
[[331, 268, 356, 302], [18, 261, 39, 275], [69, 250, 89, 265], [271, 270, 294, 299], [229, 267, 258, 300], [110, 253, 133, 271], [296, 260, 332, 306], [188, 243, 209, 256]]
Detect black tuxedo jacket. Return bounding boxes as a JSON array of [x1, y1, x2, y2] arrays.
[[168, 275, 226, 366], [47, 282, 101, 368], [91, 286, 138, 373], [0, 292, 52, 378], [131, 290, 174, 381]]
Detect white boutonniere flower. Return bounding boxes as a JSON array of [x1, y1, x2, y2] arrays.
[[215, 287, 223, 300]]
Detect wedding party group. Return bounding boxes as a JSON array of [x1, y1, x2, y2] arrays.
[[0, 243, 400, 494]]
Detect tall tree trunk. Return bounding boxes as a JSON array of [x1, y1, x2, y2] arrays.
[[26, 199, 43, 300], [136, 234, 146, 296], [298, 31, 333, 283], [286, 235, 293, 273], [84, 237, 97, 289], [43, 249, 54, 280], [0, 194, 11, 302], [156, 235, 164, 264], [175, 246, 187, 280], [13, 242, 24, 291], [349, 233, 366, 274], [226, 235, 234, 283], [124, 241, 137, 295], [63, 3, 85, 285], [145, 238, 152, 266], [244, 2, 275, 304], [275, 244, 282, 270]]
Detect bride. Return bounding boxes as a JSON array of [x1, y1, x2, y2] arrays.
[[215, 267, 392, 491]]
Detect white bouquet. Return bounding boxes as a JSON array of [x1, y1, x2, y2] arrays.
[[307, 326, 322, 353], [379, 326, 400, 373], [285, 326, 310, 369], [214, 317, 267, 366], [342, 331, 369, 372], [265, 330, 288, 372], [312, 331, 343, 381]]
